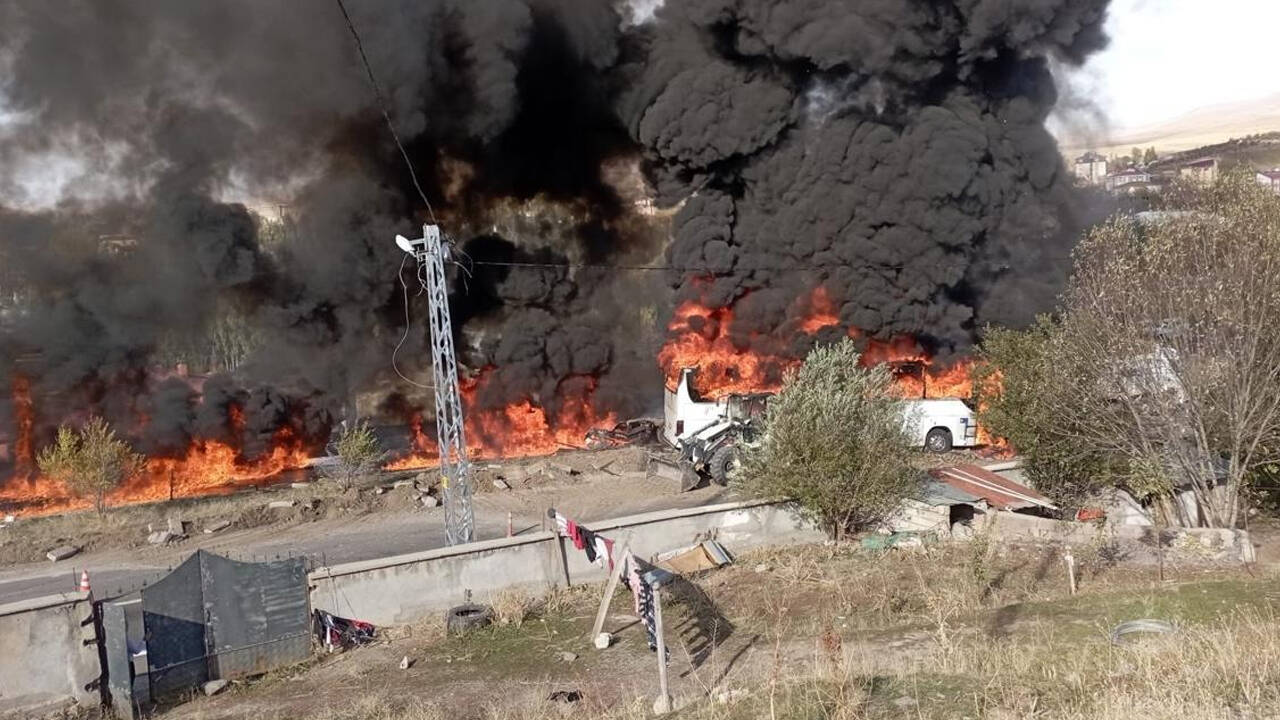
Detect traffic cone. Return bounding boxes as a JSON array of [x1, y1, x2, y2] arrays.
[[78, 569, 91, 594]]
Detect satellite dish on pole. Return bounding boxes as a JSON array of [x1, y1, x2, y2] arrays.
[[395, 234, 415, 255]]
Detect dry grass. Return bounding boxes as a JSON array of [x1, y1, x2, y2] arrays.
[[490, 588, 534, 628]]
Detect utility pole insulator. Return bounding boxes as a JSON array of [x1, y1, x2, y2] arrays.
[[395, 224, 474, 545]]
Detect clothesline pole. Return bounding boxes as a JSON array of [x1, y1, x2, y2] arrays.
[[548, 507, 572, 587], [652, 580, 672, 715], [591, 533, 632, 642]]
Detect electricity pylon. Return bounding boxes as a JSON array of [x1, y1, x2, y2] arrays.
[[395, 224, 473, 545]]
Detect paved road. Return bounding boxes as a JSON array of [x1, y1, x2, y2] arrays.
[[0, 478, 732, 605]]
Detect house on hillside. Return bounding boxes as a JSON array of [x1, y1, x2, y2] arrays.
[[1073, 152, 1108, 186], [1256, 169, 1280, 195], [1106, 167, 1154, 194], [1179, 157, 1219, 184]]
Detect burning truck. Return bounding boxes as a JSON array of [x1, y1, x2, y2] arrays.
[[650, 367, 980, 491]]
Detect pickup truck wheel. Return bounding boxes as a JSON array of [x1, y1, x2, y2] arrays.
[[925, 427, 953, 453], [709, 446, 741, 486]]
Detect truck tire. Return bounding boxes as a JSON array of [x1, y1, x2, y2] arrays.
[[445, 604, 493, 636], [925, 427, 953, 453], [708, 445, 741, 486]]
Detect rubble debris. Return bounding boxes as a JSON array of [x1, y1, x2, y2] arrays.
[[398, 655, 412, 670], [204, 520, 232, 534], [46, 545, 79, 562], [492, 479, 511, 491], [420, 495, 440, 508], [393, 480, 414, 489], [928, 465, 1055, 511], [656, 541, 732, 573], [375, 486, 388, 495], [549, 462, 578, 476], [166, 517, 186, 536], [202, 679, 230, 696], [268, 500, 297, 509], [290, 482, 312, 490], [501, 466, 529, 483], [147, 531, 173, 545], [558, 651, 579, 663], [593, 632, 613, 649]]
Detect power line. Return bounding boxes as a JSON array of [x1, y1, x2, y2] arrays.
[[466, 259, 973, 272], [335, 0, 438, 225]]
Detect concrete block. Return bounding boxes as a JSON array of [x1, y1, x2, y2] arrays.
[[202, 679, 230, 696], [492, 479, 511, 491], [46, 545, 79, 562], [290, 482, 312, 489], [204, 520, 232, 534], [167, 517, 186, 536], [147, 530, 173, 545], [393, 480, 414, 489]]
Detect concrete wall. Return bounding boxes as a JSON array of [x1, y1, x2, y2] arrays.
[[0, 591, 99, 718], [982, 510, 1256, 564], [310, 499, 823, 625]]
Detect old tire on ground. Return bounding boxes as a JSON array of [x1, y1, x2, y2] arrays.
[[924, 427, 953, 453], [708, 445, 741, 486], [446, 604, 493, 636]]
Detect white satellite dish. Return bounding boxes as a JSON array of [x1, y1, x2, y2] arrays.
[[395, 234, 415, 255]]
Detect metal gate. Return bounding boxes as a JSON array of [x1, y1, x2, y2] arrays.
[[141, 550, 310, 697]]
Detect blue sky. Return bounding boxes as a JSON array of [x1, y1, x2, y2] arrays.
[[1067, 0, 1280, 130]]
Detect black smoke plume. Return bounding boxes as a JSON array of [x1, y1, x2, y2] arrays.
[[0, 0, 1109, 480]]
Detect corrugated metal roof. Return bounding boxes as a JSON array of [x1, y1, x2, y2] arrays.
[[928, 464, 1056, 511]]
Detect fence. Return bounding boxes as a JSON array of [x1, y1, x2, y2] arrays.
[[309, 498, 823, 626], [0, 591, 98, 718]]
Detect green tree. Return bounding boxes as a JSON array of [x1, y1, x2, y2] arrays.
[[322, 419, 385, 490], [736, 338, 919, 539], [978, 173, 1280, 527], [37, 417, 144, 515]]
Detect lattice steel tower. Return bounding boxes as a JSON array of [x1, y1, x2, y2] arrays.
[[395, 224, 473, 545]]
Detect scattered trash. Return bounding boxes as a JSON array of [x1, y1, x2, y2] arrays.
[[559, 651, 579, 662], [268, 500, 297, 509], [46, 545, 80, 562], [1111, 619, 1176, 645], [398, 655, 412, 670], [715, 689, 748, 705], [313, 610, 377, 652], [860, 532, 927, 552], [202, 679, 230, 696], [593, 632, 613, 650], [656, 540, 732, 573], [445, 603, 494, 636], [204, 520, 232, 534]]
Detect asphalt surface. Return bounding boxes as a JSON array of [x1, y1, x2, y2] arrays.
[[0, 479, 732, 605]]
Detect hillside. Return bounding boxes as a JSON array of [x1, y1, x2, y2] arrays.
[[1057, 92, 1280, 159]]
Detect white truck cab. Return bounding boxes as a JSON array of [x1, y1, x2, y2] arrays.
[[900, 398, 978, 452]]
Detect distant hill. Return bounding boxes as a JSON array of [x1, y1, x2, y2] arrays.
[[1057, 93, 1280, 159]]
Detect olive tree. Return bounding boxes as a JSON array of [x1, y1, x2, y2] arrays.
[[322, 419, 385, 490], [37, 417, 144, 515], [980, 174, 1280, 527], [737, 338, 919, 539]]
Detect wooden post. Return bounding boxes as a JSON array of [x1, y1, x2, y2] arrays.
[[1063, 547, 1076, 595], [590, 534, 632, 642], [652, 581, 672, 715], [548, 507, 572, 587]]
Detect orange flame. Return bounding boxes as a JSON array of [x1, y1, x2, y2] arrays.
[[1, 389, 312, 517], [385, 370, 617, 471]]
